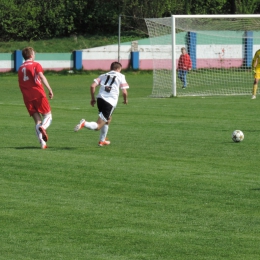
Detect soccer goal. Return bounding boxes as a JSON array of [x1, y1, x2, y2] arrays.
[[145, 15, 260, 97]]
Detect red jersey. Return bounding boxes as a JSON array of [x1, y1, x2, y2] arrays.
[[18, 60, 46, 102], [178, 53, 192, 70]]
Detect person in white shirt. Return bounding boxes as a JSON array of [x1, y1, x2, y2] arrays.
[[74, 61, 129, 146]]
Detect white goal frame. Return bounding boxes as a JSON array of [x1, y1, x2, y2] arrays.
[[145, 14, 260, 97]]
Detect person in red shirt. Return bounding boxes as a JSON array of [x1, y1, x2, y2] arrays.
[[177, 47, 192, 89], [18, 47, 54, 149]]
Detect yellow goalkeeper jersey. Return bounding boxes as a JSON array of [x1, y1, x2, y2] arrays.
[[252, 49, 260, 70]]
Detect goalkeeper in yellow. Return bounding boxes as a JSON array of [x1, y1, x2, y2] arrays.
[[251, 49, 260, 99]]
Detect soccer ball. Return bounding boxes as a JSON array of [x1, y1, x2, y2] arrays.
[[232, 130, 244, 142]]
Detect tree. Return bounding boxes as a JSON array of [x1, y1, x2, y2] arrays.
[[1, 0, 260, 41], [189, 0, 227, 14], [235, 0, 260, 14]]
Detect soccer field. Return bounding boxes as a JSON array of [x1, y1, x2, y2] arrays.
[[1, 72, 260, 259]]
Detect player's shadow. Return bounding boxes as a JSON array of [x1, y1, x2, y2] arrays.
[[251, 188, 260, 191], [15, 146, 39, 150], [14, 146, 75, 150]]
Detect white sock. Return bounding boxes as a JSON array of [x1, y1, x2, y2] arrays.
[[100, 124, 109, 141], [85, 121, 98, 130], [42, 113, 52, 129], [35, 124, 42, 143]]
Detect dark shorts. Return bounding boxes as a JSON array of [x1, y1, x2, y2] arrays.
[[97, 98, 114, 121]]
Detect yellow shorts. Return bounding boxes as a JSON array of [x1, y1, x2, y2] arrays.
[[254, 68, 260, 79]]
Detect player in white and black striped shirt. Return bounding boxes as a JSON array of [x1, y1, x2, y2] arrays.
[[74, 61, 129, 146]]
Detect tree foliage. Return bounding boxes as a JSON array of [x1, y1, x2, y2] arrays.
[[0, 0, 260, 41]]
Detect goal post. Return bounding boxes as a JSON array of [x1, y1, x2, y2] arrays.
[[145, 15, 260, 97]]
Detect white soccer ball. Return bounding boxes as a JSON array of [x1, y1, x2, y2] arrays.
[[232, 130, 244, 142]]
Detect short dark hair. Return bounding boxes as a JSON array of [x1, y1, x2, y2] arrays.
[[22, 47, 34, 60], [110, 61, 122, 71]]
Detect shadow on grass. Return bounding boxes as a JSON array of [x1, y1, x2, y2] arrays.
[[48, 147, 76, 150], [14, 146, 76, 150], [15, 146, 39, 149], [251, 188, 260, 191]]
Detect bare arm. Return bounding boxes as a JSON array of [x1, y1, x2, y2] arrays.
[[254, 58, 258, 69], [39, 72, 53, 99], [122, 89, 128, 104], [90, 81, 98, 107]]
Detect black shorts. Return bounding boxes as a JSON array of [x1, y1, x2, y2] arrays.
[[97, 98, 114, 121]]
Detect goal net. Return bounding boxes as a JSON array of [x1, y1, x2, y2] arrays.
[[145, 15, 260, 97]]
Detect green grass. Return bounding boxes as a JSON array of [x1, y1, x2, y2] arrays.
[[152, 69, 253, 97], [1, 72, 260, 259]]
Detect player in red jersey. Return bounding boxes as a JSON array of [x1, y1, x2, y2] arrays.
[[18, 47, 54, 149]]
